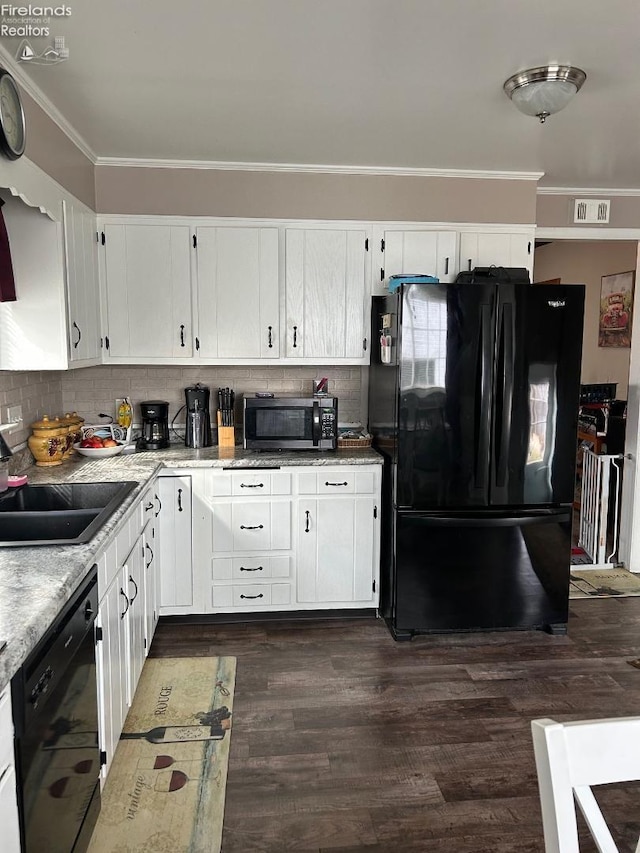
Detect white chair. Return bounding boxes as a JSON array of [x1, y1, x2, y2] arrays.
[[531, 716, 640, 852]]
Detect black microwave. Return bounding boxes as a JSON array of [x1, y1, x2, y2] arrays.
[[243, 395, 338, 450]]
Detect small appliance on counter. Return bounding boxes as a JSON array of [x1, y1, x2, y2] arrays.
[[243, 394, 338, 451], [138, 400, 170, 450], [184, 384, 212, 448]]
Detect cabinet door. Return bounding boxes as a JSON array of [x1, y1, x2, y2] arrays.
[[143, 520, 158, 650], [196, 226, 279, 358], [377, 230, 457, 294], [297, 496, 377, 604], [124, 539, 146, 702], [458, 231, 534, 276], [285, 228, 369, 360], [0, 766, 20, 853], [102, 223, 193, 358], [158, 475, 194, 613], [97, 573, 129, 780], [63, 200, 101, 365], [0, 687, 20, 853]]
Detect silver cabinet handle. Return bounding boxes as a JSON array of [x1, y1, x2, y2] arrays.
[[145, 501, 154, 512], [178, 488, 183, 512], [240, 483, 264, 488], [305, 510, 310, 533], [154, 493, 162, 516], [145, 542, 154, 568], [325, 481, 348, 487], [240, 593, 264, 600], [268, 326, 273, 348], [239, 566, 263, 572], [293, 325, 298, 347], [240, 524, 264, 530]]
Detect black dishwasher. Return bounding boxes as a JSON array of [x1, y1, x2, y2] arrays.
[[11, 567, 101, 853]]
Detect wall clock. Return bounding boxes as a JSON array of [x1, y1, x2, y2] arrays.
[[0, 69, 25, 160]]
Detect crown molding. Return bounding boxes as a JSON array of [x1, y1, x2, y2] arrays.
[[538, 186, 640, 197], [94, 157, 544, 181], [0, 42, 97, 164]]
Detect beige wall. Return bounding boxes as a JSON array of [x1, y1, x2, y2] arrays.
[[533, 240, 637, 398], [0, 370, 64, 450], [60, 364, 366, 433], [95, 167, 537, 223], [537, 194, 640, 229], [21, 91, 95, 210]]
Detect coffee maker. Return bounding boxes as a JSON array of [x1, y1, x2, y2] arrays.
[[138, 400, 170, 450], [184, 384, 212, 448]]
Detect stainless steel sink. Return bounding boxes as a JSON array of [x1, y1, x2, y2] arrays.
[[0, 481, 138, 546]]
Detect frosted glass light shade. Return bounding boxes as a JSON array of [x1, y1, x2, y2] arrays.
[[504, 65, 586, 123]]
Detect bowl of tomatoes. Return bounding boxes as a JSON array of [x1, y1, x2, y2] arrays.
[[73, 425, 127, 458]]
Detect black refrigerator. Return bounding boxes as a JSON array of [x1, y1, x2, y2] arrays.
[[369, 277, 585, 640]]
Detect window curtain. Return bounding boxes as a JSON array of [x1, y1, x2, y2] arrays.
[[0, 198, 16, 302]]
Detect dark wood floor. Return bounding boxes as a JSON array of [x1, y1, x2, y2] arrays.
[[149, 600, 640, 852]]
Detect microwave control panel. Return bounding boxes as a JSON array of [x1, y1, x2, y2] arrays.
[[321, 409, 337, 438]]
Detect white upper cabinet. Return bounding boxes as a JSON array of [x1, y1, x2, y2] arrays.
[[195, 225, 279, 359], [375, 229, 458, 295], [63, 199, 101, 366], [284, 227, 370, 363], [101, 222, 193, 361], [458, 230, 535, 278], [0, 192, 69, 370]]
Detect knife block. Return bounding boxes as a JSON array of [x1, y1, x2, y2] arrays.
[[216, 411, 235, 448]]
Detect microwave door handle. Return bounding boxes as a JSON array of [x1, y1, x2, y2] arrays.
[[312, 401, 321, 446]]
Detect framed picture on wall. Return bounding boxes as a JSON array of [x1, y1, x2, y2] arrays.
[[599, 270, 635, 348]]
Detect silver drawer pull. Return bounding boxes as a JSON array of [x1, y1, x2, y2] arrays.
[[240, 566, 263, 572], [325, 481, 348, 487], [240, 524, 264, 530], [240, 593, 264, 599], [240, 483, 264, 488]]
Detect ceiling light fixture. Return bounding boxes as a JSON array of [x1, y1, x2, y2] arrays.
[[503, 64, 586, 123]]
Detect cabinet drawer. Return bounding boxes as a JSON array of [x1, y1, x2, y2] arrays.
[[139, 486, 156, 529], [212, 500, 292, 552], [212, 555, 291, 581], [298, 470, 377, 495], [209, 471, 291, 497], [97, 537, 118, 597], [212, 583, 292, 608]]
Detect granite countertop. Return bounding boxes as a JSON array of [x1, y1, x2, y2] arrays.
[[0, 444, 382, 694]]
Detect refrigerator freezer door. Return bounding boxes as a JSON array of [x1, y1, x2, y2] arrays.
[[490, 284, 585, 506], [396, 282, 497, 509], [392, 510, 571, 636]]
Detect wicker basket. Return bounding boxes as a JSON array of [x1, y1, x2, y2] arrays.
[[337, 436, 372, 449]]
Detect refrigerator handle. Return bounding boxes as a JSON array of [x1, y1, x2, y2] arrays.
[[474, 303, 493, 490], [495, 301, 515, 488]]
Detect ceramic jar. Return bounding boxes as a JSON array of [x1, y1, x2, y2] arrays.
[[61, 411, 85, 458], [28, 415, 67, 466]]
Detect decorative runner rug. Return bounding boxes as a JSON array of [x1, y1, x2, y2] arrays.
[[88, 656, 236, 853], [570, 567, 640, 599]]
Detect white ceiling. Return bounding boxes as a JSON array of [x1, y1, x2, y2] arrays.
[[3, 0, 640, 189]]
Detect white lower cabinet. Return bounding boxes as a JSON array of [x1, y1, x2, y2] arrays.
[[296, 468, 380, 607], [0, 685, 20, 853], [157, 473, 194, 615], [96, 487, 159, 782], [193, 464, 381, 613]]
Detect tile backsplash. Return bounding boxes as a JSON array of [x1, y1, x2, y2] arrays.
[[0, 370, 64, 450], [60, 365, 367, 433]]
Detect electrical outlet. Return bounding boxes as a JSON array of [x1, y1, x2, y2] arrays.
[[6, 405, 22, 427]]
